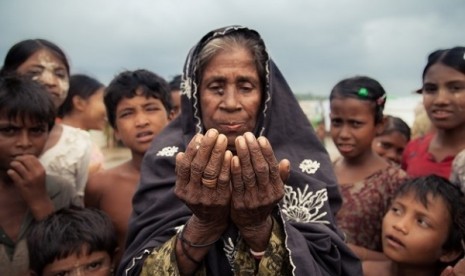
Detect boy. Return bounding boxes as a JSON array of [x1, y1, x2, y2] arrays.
[[364, 175, 465, 275], [168, 74, 182, 119], [27, 206, 118, 276], [0, 75, 79, 275], [85, 69, 173, 265]]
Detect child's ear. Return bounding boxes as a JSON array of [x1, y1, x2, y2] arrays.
[[439, 249, 462, 263], [168, 110, 175, 121], [72, 96, 87, 112]]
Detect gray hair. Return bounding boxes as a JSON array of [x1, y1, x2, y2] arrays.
[[196, 30, 267, 91]]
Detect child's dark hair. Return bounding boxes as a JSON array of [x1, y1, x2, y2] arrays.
[[169, 74, 182, 92], [393, 175, 465, 256], [421, 46, 465, 81], [104, 69, 172, 129], [0, 74, 56, 131], [27, 206, 117, 275], [58, 74, 104, 118], [379, 115, 411, 141], [0, 39, 70, 76], [329, 76, 387, 124]]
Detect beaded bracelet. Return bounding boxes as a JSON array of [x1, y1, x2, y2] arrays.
[[249, 248, 266, 260]]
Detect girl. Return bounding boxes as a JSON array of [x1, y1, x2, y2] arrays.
[[372, 115, 411, 165], [402, 46, 465, 179], [1, 39, 92, 198], [330, 76, 408, 261], [58, 74, 107, 173]]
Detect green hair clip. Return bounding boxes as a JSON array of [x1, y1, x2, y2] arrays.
[[358, 87, 369, 97]]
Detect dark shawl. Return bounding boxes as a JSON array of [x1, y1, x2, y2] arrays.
[[118, 26, 362, 276]]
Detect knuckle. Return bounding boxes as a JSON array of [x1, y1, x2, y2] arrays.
[[190, 161, 204, 175]]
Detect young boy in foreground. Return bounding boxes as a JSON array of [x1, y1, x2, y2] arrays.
[[27, 206, 118, 276], [364, 175, 465, 276], [85, 69, 173, 265]]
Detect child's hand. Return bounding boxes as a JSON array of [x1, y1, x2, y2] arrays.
[[7, 154, 54, 219], [441, 259, 465, 276]]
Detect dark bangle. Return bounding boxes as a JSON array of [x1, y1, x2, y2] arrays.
[[178, 221, 220, 248], [179, 235, 202, 265]]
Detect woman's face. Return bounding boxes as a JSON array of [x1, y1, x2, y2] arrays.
[[422, 63, 465, 130], [16, 49, 69, 109], [199, 47, 262, 150]]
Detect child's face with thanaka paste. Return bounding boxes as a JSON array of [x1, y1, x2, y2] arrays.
[[16, 49, 69, 109]]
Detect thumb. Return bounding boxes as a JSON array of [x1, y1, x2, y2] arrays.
[[278, 159, 290, 183]]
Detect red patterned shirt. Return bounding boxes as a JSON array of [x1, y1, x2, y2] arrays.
[[336, 165, 408, 251]]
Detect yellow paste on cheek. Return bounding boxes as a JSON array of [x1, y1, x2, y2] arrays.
[[32, 52, 69, 101]]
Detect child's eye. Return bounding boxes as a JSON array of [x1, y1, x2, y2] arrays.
[[449, 83, 465, 93], [422, 85, 437, 94], [351, 121, 362, 128], [379, 142, 392, 150], [417, 218, 430, 228], [30, 126, 47, 135], [0, 126, 17, 136], [85, 260, 103, 271], [330, 118, 342, 127], [53, 271, 70, 276], [390, 206, 402, 215], [55, 69, 67, 79], [146, 106, 161, 112]]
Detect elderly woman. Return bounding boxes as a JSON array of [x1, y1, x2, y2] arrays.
[[119, 26, 361, 275]]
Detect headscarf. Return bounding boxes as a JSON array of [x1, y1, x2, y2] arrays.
[[119, 26, 361, 275]]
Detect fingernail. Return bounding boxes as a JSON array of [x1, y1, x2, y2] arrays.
[[207, 128, 218, 137], [244, 132, 255, 143], [258, 137, 267, 147], [237, 136, 246, 149]]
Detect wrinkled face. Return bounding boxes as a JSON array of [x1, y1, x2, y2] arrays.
[[42, 249, 112, 276], [330, 97, 381, 159], [170, 90, 181, 119], [81, 87, 107, 131], [16, 49, 69, 109], [372, 131, 409, 165], [382, 191, 452, 266], [114, 92, 170, 155], [422, 63, 465, 130], [199, 47, 262, 150], [0, 116, 49, 171]]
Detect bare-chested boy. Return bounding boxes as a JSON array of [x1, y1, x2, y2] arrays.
[[84, 69, 173, 265]]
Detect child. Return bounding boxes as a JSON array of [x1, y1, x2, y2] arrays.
[[450, 149, 465, 193], [1, 39, 93, 198], [0, 75, 79, 275], [372, 115, 411, 165], [27, 206, 118, 276], [329, 76, 408, 261], [402, 46, 465, 179], [58, 74, 107, 174], [85, 69, 173, 265], [365, 175, 465, 275], [168, 74, 182, 119]]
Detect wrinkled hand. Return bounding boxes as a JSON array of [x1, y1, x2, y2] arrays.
[[441, 259, 465, 276], [7, 155, 48, 206], [230, 132, 290, 248], [174, 128, 232, 230]]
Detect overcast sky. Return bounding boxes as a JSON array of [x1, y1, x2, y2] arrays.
[[1, 0, 464, 98]]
